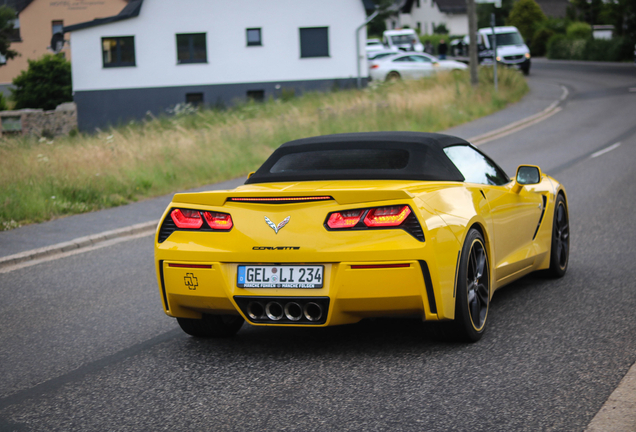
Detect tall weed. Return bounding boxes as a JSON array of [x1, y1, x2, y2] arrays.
[[0, 68, 528, 228]]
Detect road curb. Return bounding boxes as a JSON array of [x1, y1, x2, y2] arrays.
[[469, 85, 568, 146], [585, 360, 636, 432], [0, 220, 157, 270]]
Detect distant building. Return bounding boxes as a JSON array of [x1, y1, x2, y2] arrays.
[[64, 0, 375, 132], [0, 0, 128, 95], [386, 0, 468, 36]]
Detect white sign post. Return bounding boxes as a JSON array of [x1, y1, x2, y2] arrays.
[[474, 0, 501, 91]]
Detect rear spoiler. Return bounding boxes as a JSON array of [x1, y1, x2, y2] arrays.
[[172, 189, 414, 207]]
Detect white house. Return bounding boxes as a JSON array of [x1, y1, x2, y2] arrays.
[[64, 0, 375, 131], [386, 0, 468, 36]]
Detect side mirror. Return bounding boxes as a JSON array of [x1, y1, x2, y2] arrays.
[[512, 165, 542, 193], [247, 171, 255, 179]]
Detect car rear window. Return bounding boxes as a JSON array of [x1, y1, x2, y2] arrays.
[[269, 149, 410, 173]]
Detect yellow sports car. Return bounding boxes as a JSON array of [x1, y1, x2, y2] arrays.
[[154, 132, 569, 342]]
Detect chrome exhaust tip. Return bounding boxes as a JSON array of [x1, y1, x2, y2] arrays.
[[247, 301, 264, 320], [265, 302, 284, 321], [303, 302, 323, 322], [284, 302, 303, 321]]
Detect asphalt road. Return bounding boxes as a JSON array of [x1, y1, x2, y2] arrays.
[[1, 60, 636, 432]]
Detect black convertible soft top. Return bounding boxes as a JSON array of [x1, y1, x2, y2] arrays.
[[245, 132, 467, 184]]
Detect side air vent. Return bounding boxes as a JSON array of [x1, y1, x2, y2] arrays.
[[158, 215, 177, 243], [229, 196, 333, 204], [403, 212, 425, 242], [532, 195, 548, 240]]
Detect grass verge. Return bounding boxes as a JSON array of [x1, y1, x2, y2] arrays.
[[0, 67, 527, 230]]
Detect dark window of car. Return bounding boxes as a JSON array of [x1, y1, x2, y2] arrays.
[[247, 28, 262, 46], [411, 55, 433, 63], [270, 149, 409, 173], [300, 27, 329, 58], [487, 32, 524, 47], [247, 90, 265, 102], [102, 36, 135, 67], [444, 145, 509, 185], [393, 56, 412, 62], [177, 33, 207, 64], [186, 93, 204, 107], [370, 52, 395, 60]]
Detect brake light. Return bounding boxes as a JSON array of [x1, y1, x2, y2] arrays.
[[363, 205, 411, 227], [327, 209, 364, 229], [370, 64, 380, 69], [203, 211, 233, 230], [171, 209, 203, 229]]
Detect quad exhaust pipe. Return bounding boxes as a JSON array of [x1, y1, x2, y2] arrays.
[[303, 302, 323, 322], [240, 298, 327, 324]]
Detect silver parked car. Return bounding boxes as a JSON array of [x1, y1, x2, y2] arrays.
[[369, 52, 467, 81]]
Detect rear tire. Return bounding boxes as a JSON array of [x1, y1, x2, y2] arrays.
[[547, 194, 569, 278], [447, 228, 491, 342], [177, 314, 244, 338], [386, 71, 401, 81]]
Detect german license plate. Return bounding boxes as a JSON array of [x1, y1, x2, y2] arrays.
[[237, 265, 324, 288]]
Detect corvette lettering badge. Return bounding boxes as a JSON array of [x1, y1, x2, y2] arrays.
[[264, 216, 290, 234]]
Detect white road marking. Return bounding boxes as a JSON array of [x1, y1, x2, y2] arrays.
[[591, 142, 621, 159], [470, 85, 567, 146]]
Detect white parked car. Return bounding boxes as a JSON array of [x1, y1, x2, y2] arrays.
[[369, 52, 467, 81], [383, 29, 424, 52], [463, 26, 531, 75], [366, 38, 385, 54], [367, 48, 400, 60]]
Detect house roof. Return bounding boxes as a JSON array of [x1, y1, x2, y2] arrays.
[[397, 0, 466, 15], [63, 0, 141, 33], [0, 0, 34, 13], [64, 0, 376, 33]]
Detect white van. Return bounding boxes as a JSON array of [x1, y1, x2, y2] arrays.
[[383, 29, 424, 52], [464, 26, 531, 75]]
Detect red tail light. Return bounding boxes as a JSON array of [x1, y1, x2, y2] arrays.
[[171, 209, 203, 229], [363, 205, 411, 227], [370, 64, 380, 69], [203, 211, 233, 230], [327, 209, 364, 229]]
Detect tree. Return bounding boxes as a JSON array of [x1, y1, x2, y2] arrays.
[[11, 54, 72, 110], [0, 6, 18, 63], [506, 0, 547, 43], [477, 0, 515, 29], [368, 0, 396, 37], [433, 23, 449, 34]]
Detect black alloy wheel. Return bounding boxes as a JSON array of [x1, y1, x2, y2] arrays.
[[177, 314, 244, 338], [450, 228, 490, 342], [548, 194, 569, 277]]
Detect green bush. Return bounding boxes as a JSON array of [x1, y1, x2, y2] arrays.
[[531, 27, 555, 56], [0, 92, 7, 111], [11, 54, 72, 110], [434, 23, 449, 34], [547, 33, 634, 61], [566, 21, 592, 39]]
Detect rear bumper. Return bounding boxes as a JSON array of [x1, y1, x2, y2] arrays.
[[157, 259, 445, 326]]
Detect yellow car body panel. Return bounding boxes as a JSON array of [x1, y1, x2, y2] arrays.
[[154, 174, 565, 327]]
